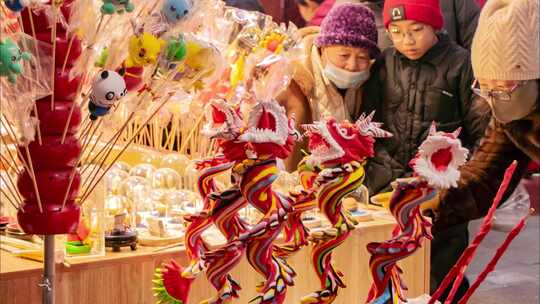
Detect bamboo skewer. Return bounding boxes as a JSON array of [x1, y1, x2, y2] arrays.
[[79, 94, 173, 205], [60, 118, 99, 210], [16, 15, 43, 146], [0, 141, 22, 176], [0, 171, 24, 205], [1, 118, 29, 171], [0, 159, 25, 207], [50, 3, 59, 111], [0, 153, 20, 175], [61, 33, 75, 74], [32, 103, 43, 145], [23, 145, 43, 213], [81, 131, 103, 166], [61, 67, 88, 144], [79, 69, 179, 201], [1, 116, 42, 212], [179, 113, 205, 154], [0, 188, 21, 211]]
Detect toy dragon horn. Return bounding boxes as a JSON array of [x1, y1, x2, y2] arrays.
[[355, 111, 393, 138], [429, 121, 438, 136], [452, 127, 462, 138]]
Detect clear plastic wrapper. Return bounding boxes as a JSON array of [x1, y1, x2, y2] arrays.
[[493, 182, 531, 232], [1, 32, 53, 102]]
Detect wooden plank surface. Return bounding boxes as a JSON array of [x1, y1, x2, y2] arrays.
[[0, 219, 430, 303]]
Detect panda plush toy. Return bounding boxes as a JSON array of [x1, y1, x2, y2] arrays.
[[88, 70, 127, 121]]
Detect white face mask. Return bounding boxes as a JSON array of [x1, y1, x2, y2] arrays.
[[323, 61, 370, 89], [487, 81, 539, 124]]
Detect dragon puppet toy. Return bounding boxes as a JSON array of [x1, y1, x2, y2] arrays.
[[299, 112, 393, 304], [154, 98, 246, 304], [154, 97, 301, 304], [365, 123, 469, 304], [221, 100, 300, 304]]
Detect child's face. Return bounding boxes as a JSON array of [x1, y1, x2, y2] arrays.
[[387, 20, 438, 60]]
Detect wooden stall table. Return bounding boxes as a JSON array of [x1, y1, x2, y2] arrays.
[[0, 218, 430, 303]]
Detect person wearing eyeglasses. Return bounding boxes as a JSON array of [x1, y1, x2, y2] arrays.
[[336, 0, 480, 50], [278, 3, 380, 171], [434, 0, 539, 277], [358, 0, 490, 302]]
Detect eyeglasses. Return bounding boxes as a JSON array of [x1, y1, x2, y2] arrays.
[[387, 25, 427, 42], [471, 79, 526, 102]]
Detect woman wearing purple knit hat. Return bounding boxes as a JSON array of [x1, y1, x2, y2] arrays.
[[278, 3, 380, 171]]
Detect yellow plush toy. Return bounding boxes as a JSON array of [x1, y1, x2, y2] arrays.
[[125, 32, 166, 68], [176, 40, 219, 90]]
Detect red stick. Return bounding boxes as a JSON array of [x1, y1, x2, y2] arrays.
[[457, 213, 529, 304], [429, 161, 518, 304]]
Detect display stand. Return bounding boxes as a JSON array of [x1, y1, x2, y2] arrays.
[[41, 236, 54, 304], [1, 218, 430, 303]]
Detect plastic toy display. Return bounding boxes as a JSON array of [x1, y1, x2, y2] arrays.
[[0, 38, 31, 83], [88, 69, 127, 120]]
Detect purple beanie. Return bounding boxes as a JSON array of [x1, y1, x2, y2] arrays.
[[315, 3, 380, 58]]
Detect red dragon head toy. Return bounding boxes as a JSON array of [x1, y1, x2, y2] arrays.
[[202, 97, 244, 141], [303, 112, 392, 167], [238, 101, 300, 160], [409, 122, 469, 189]]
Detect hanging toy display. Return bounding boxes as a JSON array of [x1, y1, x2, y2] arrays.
[[125, 32, 166, 68], [300, 112, 392, 304], [165, 35, 187, 62], [162, 0, 192, 24], [101, 0, 135, 15], [88, 69, 127, 120], [366, 123, 469, 304], [0, 38, 31, 83], [121, 31, 165, 91]]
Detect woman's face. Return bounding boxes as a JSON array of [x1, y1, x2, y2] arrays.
[[321, 45, 371, 72], [476, 78, 539, 123]]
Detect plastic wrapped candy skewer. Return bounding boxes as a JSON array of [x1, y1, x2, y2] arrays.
[[300, 113, 392, 304], [366, 124, 469, 304]]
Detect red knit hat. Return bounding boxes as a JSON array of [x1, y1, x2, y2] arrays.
[[383, 0, 444, 30]]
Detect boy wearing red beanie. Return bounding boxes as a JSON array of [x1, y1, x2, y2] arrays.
[[360, 0, 489, 302]]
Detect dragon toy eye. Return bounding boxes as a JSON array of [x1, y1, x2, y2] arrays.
[[337, 124, 355, 140]]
